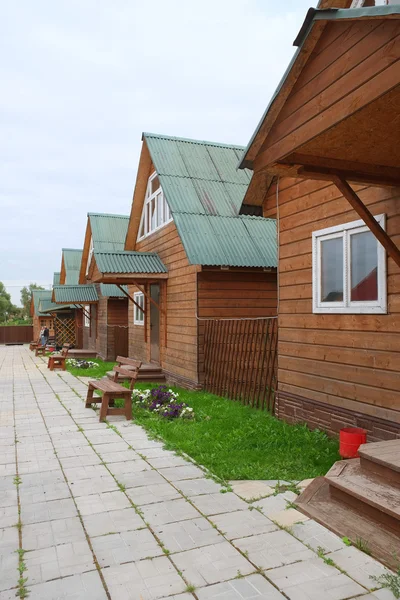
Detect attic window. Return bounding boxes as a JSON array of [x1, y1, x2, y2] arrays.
[[86, 237, 94, 276], [351, 0, 400, 6], [137, 172, 172, 240]]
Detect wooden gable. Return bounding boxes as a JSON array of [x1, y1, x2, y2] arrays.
[[253, 16, 400, 183], [79, 218, 92, 284]]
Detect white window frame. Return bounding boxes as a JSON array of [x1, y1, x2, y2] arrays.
[[351, 0, 395, 6], [133, 292, 145, 325], [137, 172, 172, 241], [312, 214, 387, 315], [84, 305, 90, 327], [86, 237, 94, 276]]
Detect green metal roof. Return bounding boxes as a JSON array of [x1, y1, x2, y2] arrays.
[[53, 284, 98, 304], [143, 133, 277, 268], [100, 284, 129, 298], [53, 272, 60, 285], [144, 133, 251, 217], [39, 298, 74, 314], [32, 290, 52, 316], [88, 213, 130, 252], [239, 5, 400, 170], [94, 251, 167, 274], [173, 214, 277, 268], [62, 249, 83, 285]]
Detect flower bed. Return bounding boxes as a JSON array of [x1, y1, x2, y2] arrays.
[[132, 385, 194, 420], [67, 359, 98, 369]]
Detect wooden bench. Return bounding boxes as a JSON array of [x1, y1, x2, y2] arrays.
[[48, 344, 70, 371], [85, 357, 142, 422], [35, 345, 47, 357]]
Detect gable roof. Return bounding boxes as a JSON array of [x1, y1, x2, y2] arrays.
[[239, 5, 400, 171], [88, 213, 130, 252], [53, 272, 60, 285], [144, 133, 252, 217], [62, 249, 83, 285], [140, 133, 277, 268], [39, 298, 73, 313], [32, 290, 52, 317]]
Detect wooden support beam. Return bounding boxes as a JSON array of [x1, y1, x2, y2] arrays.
[[299, 165, 400, 188], [162, 281, 167, 349], [333, 176, 400, 269], [116, 284, 146, 314], [74, 304, 91, 321], [132, 280, 166, 315]]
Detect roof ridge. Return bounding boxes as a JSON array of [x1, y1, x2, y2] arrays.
[[62, 248, 83, 252], [88, 212, 130, 219], [143, 131, 246, 151], [167, 211, 276, 222], [94, 250, 159, 256], [158, 173, 249, 185]]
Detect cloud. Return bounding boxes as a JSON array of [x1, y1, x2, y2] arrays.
[[0, 0, 315, 291]]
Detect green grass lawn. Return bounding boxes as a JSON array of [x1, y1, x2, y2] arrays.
[[131, 385, 340, 482], [66, 358, 116, 379]]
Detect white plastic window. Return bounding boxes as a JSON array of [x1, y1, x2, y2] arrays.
[[137, 173, 172, 240], [84, 305, 90, 327], [312, 215, 387, 314], [133, 292, 145, 325], [86, 237, 94, 276]]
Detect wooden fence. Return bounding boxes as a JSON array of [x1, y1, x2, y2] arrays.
[[203, 317, 278, 411], [0, 325, 33, 344]]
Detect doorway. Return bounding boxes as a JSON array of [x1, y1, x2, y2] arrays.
[[150, 284, 160, 364]]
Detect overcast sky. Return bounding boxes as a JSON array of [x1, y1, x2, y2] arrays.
[[1, 0, 315, 305]]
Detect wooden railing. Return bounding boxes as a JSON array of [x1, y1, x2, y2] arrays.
[[0, 325, 33, 344], [203, 317, 278, 411]]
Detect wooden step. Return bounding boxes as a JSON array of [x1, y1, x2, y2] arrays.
[[359, 440, 400, 484], [326, 459, 400, 532], [68, 349, 98, 359], [295, 477, 400, 570]]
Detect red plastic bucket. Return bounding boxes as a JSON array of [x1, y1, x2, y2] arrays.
[[339, 427, 367, 459]]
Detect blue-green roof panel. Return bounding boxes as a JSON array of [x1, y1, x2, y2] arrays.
[[53, 285, 98, 304], [95, 251, 167, 274], [100, 284, 129, 297], [173, 214, 277, 268], [63, 249, 83, 285], [53, 272, 60, 285], [32, 290, 52, 316], [89, 213, 129, 252]]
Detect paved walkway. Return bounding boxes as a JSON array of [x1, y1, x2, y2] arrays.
[[0, 346, 395, 600]]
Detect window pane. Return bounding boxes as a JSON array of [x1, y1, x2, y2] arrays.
[[351, 231, 378, 301], [156, 193, 162, 227], [151, 176, 160, 194], [150, 198, 156, 230], [321, 237, 343, 302]]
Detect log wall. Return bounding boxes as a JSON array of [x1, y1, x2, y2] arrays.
[[263, 176, 400, 438]]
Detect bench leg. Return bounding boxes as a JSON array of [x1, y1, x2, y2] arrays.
[[100, 393, 109, 422], [85, 384, 95, 408], [124, 394, 132, 420]]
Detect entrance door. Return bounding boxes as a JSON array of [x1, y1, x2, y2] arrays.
[[150, 284, 160, 363]]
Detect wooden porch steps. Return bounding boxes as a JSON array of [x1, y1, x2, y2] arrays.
[[106, 363, 166, 384], [68, 349, 98, 359], [296, 439, 400, 569]]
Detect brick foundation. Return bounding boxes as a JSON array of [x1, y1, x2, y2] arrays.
[[276, 391, 400, 442]]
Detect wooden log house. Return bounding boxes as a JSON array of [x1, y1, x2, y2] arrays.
[[78, 213, 131, 360], [239, 3, 400, 441], [88, 133, 278, 389]]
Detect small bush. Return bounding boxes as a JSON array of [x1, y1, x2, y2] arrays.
[[132, 385, 195, 420]]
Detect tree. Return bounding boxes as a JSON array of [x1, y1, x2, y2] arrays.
[[20, 283, 45, 320], [0, 282, 18, 323]]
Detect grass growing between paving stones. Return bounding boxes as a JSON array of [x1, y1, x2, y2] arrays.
[[66, 358, 116, 379], [130, 385, 340, 481]]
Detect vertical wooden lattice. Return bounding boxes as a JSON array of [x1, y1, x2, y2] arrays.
[[203, 318, 278, 412], [54, 317, 76, 346]]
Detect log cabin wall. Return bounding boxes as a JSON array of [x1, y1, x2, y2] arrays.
[[263, 176, 400, 441], [95, 292, 108, 359], [197, 270, 278, 384], [128, 221, 200, 387]]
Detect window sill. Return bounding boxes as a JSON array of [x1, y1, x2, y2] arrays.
[[313, 306, 387, 315]]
